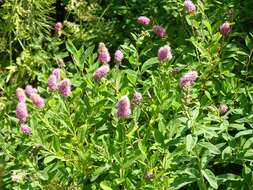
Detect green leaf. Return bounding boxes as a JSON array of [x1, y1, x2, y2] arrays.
[[100, 181, 113, 190], [91, 164, 111, 182], [203, 20, 212, 34], [198, 142, 221, 155], [173, 175, 196, 189], [66, 40, 77, 55], [123, 150, 142, 168], [243, 137, 253, 149], [141, 57, 158, 72], [52, 136, 60, 152], [44, 156, 57, 164], [245, 35, 252, 50], [217, 173, 241, 185], [186, 134, 198, 152], [235, 129, 253, 138], [124, 69, 137, 84], [201, 169, 218, 189], [243, 149, 253, 161]]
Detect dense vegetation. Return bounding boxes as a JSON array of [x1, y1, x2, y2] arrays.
[[1, 0, 253, 189]]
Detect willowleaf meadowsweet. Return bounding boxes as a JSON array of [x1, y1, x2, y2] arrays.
[[59, 79, 71, 97], [93, 64, 110, 80], [116, 95, 131, 119], [137, 16, 150, 25], [16, 102, 28, 123], [180, 71, 198, 89], [16, 88, 26, 103], [153, 25, 166, 37], [158, 45, 172, 61]]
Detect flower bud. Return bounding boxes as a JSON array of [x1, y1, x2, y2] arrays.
[[20, 124, 31, 135], [219, 22, 230, 36], [132, 92, 142, 105], [52, 68, 61, 80], [219, 104, 228, 115], [57, 59, 65, 67], [55, 22, 62, 32]]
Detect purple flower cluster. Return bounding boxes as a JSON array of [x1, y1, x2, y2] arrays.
[[15, 84, 45, 135], [98, 42, 111, 64], [55, 22, 62, 32], [21, 124, 32, 135], [219, 22, 230, 36], [184, 0, 196, 13], [114, 50, 124, 63], [132, 92, 142, 105], [30, 93, 45, 109], [59, 79, 71, 97], [16, 102, 28, 124], [219, 104, 228, 115], [93, 64, 110, 81], [25, 85, 37, 98], [16, 88, 26, 103], [47, 68, 71, 97], [180, 71, 198, 89], [25, 85, 45, 109], [48, 74, 58, 91], [48, 68, 61, 91], [137, 16, 150, 26], [157, 45, 173, 61], [153, 25, 166, 37], [116, 96, 131, 119], [116, 92, 143, 119]]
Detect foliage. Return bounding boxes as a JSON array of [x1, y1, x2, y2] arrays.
[[1, 0, 253, 189]]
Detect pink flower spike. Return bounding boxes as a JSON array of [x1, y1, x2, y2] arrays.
[[55, 22, 62, 32], [219, 22, 231, 36], [180, 70, 198, 89], [16, 88, 26, 103], [114, 50, 124, 63], [52, 68, 61, 80], [157, 45, 173, 61], [20, 124, 32, 135], [132, 92, 142, 105], [219, 104, 228, 115], [137, 16, 150, 25], [93, 64, 110, 80], [48, 74, 58, 91], [116, 95, 131, 119], [25, 85, 37, 97], [16, 102, 28, 123], [59, 79, 71, 97], [184, 0, 196, 13], [30, 94, 45, 109], [153, 25, 166, 37]]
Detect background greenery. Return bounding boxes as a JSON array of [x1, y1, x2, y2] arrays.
[[1, 0, 253, 189]]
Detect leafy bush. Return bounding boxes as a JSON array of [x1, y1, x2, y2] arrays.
[[1, 0, 253, 189]]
